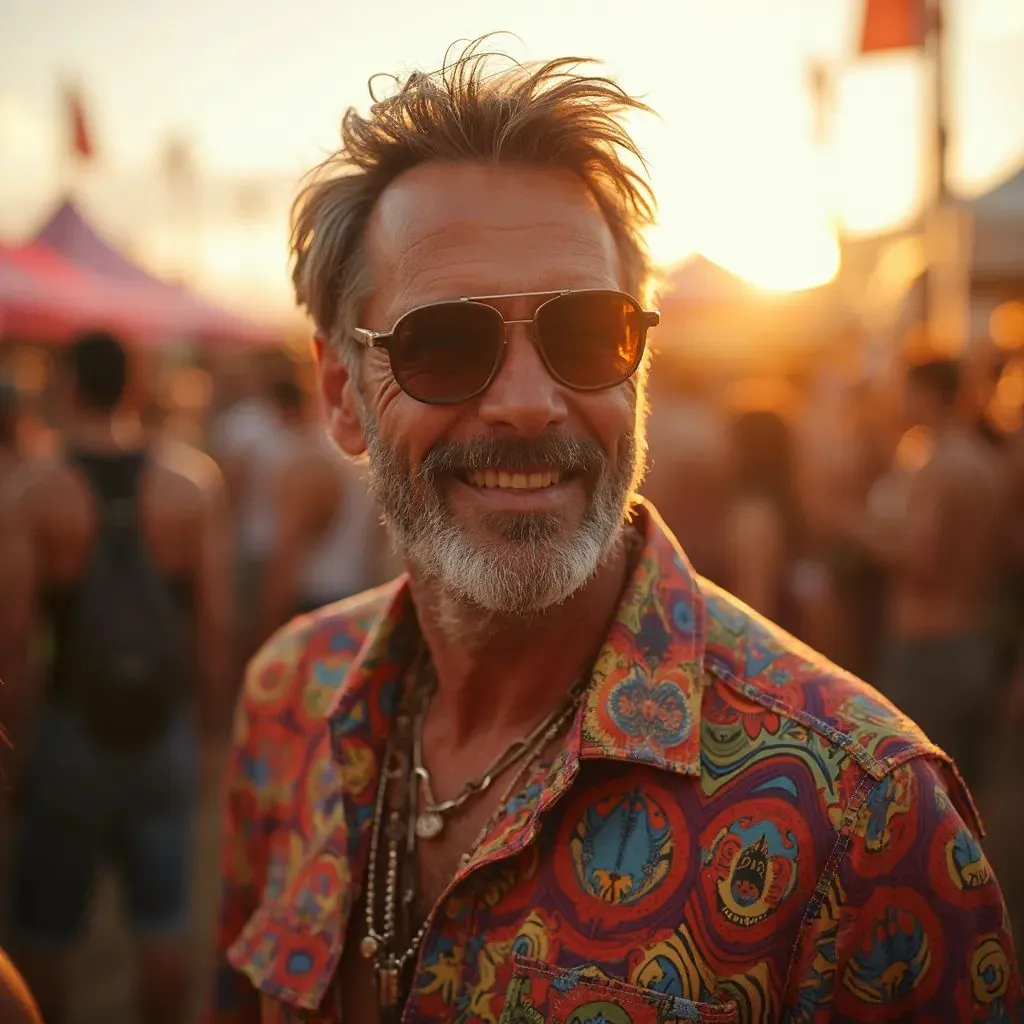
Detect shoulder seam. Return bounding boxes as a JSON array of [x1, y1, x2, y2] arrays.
[[706, 657, 937, 781]]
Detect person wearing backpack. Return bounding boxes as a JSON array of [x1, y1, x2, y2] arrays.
[[0, 331, 234, 1024]]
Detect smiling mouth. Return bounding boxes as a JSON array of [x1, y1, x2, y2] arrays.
[[462, 468, 562, 490]]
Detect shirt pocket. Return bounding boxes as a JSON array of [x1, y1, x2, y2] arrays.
[[499, 955, 739, 1024]]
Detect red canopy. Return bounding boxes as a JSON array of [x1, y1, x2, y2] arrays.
[[0, 242, 165, 342], [22, 198, 272, 347]]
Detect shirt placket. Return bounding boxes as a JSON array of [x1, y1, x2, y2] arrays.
[[401, 747, 581, 1023]]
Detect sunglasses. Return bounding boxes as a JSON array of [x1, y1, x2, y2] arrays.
[[352, 289, 660, 406]]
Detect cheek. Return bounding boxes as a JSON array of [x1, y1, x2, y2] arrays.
[[580, 386, 638, 450], [373, 388, 460, 466]]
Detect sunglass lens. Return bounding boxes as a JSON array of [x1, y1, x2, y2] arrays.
[[536, 292, 643, 389], [390, 303, 502, 403]]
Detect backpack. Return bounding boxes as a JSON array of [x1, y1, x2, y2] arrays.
[[65, 452, 187, 751]]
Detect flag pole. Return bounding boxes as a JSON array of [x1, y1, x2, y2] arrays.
[[59, 78, 78, 202], [60, 78, 96, 203], [924, 0, 971, 359], [929, 0, 948, 206]]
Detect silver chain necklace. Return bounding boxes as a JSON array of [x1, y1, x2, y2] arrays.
[[411, 670, 586, 840], [360, 650, 588, 1021]]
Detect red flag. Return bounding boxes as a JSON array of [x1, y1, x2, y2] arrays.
[[65, 85, 94, 161], [860, 0, 927, 53]]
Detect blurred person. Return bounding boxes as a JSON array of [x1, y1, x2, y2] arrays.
[[208, 42, 1021, 1023], [721, 408, 808, 634], [0, 331, 234, 1024], [209, 365, 303, 656], [641, 361, 731, 582], [798, 376, 891, 677], [836, 359, 1005, 788], [255, 386, 383, 644]]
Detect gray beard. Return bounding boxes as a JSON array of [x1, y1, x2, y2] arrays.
[[359, 411, 646, 618]]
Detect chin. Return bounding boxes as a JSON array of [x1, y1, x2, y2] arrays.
[[476, 508, 569, 545], [426, 520, 605, 618]]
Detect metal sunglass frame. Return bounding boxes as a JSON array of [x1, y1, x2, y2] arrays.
[[351, 288, 661, 405]]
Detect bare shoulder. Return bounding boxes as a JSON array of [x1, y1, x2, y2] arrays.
[[150, 440, 225, 507], [1, 459, 80, 518], [280, 437, 345, 502]]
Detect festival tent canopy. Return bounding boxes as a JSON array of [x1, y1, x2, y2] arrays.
[[659, 255, 753, 308], [30, 198, 272, 346], [0, 241, 179, 343], [656, 255, 857, 372]]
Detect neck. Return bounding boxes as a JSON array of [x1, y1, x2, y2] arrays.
[[409, 530, 633, 745], [68, 410, 144, 453]]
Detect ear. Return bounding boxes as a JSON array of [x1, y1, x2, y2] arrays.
[[313, 333, 367, 457]]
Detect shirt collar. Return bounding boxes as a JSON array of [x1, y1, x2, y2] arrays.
[[327, 499, 706, 778], [577, 502, 706, 775]]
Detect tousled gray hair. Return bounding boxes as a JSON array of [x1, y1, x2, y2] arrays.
[[290, 37, 657, 370]]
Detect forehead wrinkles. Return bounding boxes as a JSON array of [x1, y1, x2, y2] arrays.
[[382, 222, 619, 312]]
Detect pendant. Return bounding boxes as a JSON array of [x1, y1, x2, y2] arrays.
[[359, 935, 379, 959], [415, 810, 445, 840], [377, 957, 400, 1010]]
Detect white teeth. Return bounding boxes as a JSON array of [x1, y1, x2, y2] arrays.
[[466, 468, 562, 489]]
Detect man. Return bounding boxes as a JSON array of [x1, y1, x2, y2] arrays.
[[0, 331, 234, 1024], [256, 380, 384, 646], [836, 359, 1006, 788], [209, 43, 1022, 1023], [210, 365, 305, 663]]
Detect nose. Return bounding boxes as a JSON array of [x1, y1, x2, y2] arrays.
[[476, 325, 568, 434]]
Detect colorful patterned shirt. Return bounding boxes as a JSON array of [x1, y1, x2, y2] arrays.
[[209, 504, 1022, 1023]]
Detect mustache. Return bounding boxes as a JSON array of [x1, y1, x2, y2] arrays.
[[420, 433, 607, 480]]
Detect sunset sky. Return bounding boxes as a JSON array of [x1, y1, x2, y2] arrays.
[[1, 0, 1022, 316]]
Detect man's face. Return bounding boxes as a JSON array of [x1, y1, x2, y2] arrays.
[[319, 162, 647, 617]]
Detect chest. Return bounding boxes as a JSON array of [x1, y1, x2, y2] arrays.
[[384, 774, 820, 1023], [250, 756, 838, 1024], [413, 788, 509, 913]]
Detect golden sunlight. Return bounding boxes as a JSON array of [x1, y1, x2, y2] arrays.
[[703, 221, 841, 293], [647, 161, 841, 293]]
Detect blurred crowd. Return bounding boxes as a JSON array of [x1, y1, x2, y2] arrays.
[[3, 337, 1024, 771], [2, 342, 398, 654], [644, 346, 1024, 785], [1, 332, 1023, 1020]]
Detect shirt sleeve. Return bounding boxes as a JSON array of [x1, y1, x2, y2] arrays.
[[204, 654, 278, 1023], [788, 755, 1023, 1021]]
